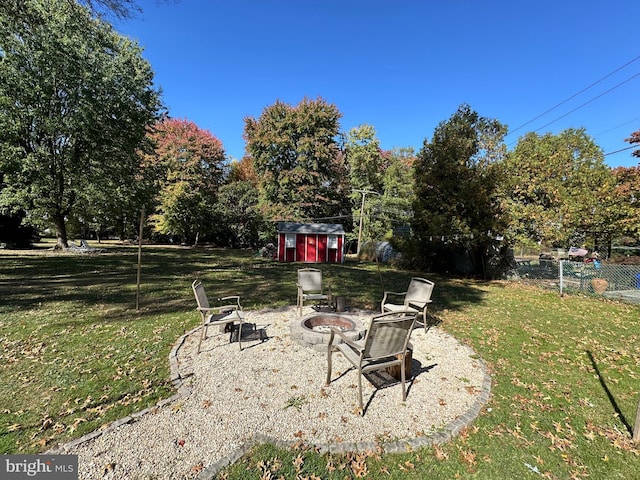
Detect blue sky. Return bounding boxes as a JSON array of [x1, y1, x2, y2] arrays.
[[114, 1, 640, 168]]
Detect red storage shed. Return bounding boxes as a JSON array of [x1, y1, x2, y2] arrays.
[[277, 222, 345, 263]]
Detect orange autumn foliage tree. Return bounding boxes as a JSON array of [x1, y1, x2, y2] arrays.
[[146, 118, 226, 244]]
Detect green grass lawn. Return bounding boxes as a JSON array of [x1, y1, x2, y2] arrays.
[[1, 242, 640, 479]]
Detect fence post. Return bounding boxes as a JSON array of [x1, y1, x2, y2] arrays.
[[634, 396, 640, 443], [136, 206, 145, 311], [559, 260, 564, 297]]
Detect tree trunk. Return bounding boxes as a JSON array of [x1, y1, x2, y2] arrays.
[[52, 213, 69, 249], [116, 216, 126, 241]]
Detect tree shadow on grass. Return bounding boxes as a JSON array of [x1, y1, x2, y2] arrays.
[[1, 247, 491, 325], [586, 350, 633, 436]]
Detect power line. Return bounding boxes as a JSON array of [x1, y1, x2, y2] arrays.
[[604, 145, 637, 156], [595, 116, 640, 136], [530, 73, 640, 134], [506, 54, 640, 137], [508, 71, 640, 147]]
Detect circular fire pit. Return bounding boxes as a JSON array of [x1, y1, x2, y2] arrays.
[[290, 313, 365, 352]]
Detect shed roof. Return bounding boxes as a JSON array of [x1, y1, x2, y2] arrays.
[[277, 222, 345, 235]]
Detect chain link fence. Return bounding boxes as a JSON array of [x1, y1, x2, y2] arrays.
[[515, 259, 640, 304]]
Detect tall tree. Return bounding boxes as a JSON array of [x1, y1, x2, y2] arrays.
[[381, 147, 416, 232], [227, 155, 258, 184], [146, 118, 226, 244], [215, 180, 263, 248], [0, 0, 162, 248], [345, 124, 384, 247], [357, 147, 417, 255], [213, 156, 264, 248], [502, 128, 617, 252], [345, 124, 384, 193], [412, 104, 507, 276], [612, 166, 640, 241], [3, 0, 142, 21], [74, 135, 159, 241], [244, 97, 350, 226], [344, 126, 416, 247]]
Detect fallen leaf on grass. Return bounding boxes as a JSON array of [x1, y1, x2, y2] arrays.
[[458, 446, 477, 466], [434, 445, 448, 460], [35, 437, 51, 447], [350, 454, 368, 477]]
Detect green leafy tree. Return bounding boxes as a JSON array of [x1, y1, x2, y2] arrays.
[[345, 124, 384, 248], [345, 124, 385, 193], [70, 144, 158, 241], [358, 147, 417, 259], [0, 0, 162, 248], [215, 180, 263, 248], [381, 147, 416, 231], [612, 166, 640, 241], [244, 97, 350, 227], [344, 126, 417, 252], [5, 0, 142, 20], [212, 156, 264, 247], [502, 129, 617, 252], [412, 104, 507, 276], [147, 118, 225, 244]]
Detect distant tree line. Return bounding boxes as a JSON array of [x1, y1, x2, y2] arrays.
[[1, 0, 639, 279]]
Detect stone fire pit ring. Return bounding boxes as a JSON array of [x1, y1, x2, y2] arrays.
[[290, 312, 365, 352]]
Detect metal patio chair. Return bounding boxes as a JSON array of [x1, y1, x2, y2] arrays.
[[326, 311, 417, 414], [192, 280, 246, 353], [297, 268, 332, 315], [381, 277, 434, 331]]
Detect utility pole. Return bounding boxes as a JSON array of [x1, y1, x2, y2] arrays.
[[354, 189, 380, 255]]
